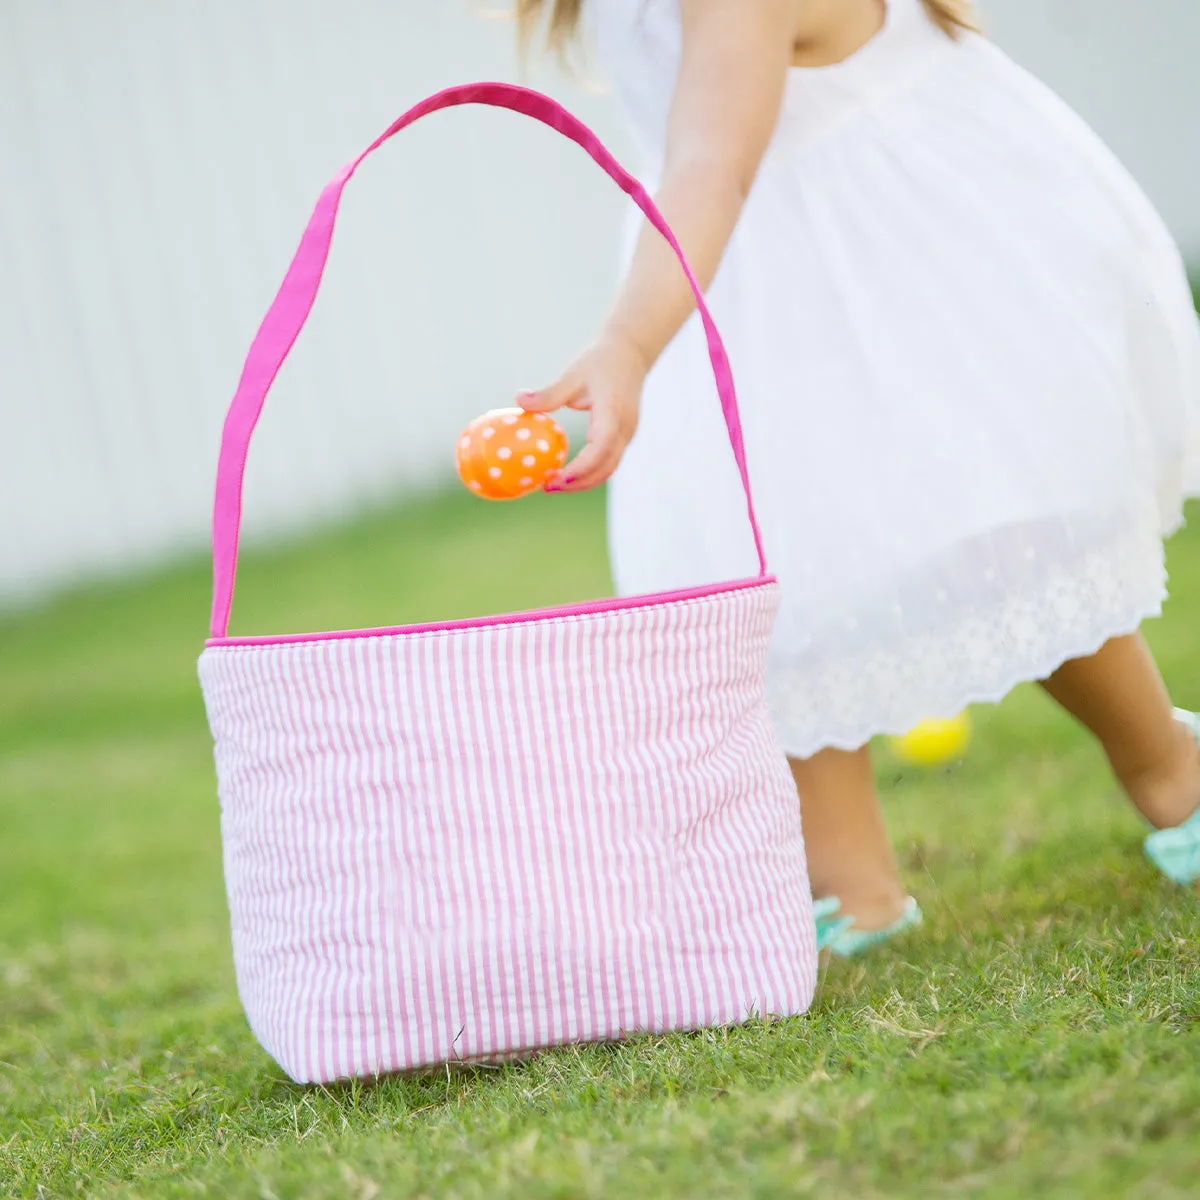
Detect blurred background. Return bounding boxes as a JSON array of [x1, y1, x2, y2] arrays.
[[1, 0, 1198, 611]]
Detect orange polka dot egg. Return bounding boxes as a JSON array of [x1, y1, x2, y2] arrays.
[[455, 408, 569, 501]]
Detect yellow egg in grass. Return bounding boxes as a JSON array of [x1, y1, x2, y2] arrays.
[[889, 712, 972, 766]]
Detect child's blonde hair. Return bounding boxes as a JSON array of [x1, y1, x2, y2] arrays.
[[516, 0, 980, 54]]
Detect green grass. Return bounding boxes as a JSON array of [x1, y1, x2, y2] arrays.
[[2, 486, 1199, 1199]]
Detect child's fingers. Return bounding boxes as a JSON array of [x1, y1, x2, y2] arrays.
[[551, 409, 630, 492], [549, 443, 612, 492], [518, 375, 582, 414]]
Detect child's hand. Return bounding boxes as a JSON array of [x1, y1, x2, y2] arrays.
[[518, 332, 647, 493]]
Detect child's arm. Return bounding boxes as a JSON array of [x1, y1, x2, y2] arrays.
[[521, 0, 797, 492]]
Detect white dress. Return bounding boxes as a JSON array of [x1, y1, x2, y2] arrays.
[[591, 0, 1200, 757]]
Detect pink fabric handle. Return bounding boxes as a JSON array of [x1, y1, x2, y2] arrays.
[[210, 82, 768, 638]]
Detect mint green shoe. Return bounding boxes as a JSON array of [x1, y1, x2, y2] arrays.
[[1143, 709, 1200, 887], [813, 896, 855, 951], [814, 896, 923, 958]]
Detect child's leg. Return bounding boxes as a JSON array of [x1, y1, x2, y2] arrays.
[[790, 746, 909, 930], [1039, 633, 1200, 829]]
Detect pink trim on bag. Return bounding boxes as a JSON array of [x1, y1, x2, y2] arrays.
[[209, 82, 769, 640], [206, 576, 776, 648]]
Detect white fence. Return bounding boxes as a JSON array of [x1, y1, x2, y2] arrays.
[[2, 0, 1197, 606]]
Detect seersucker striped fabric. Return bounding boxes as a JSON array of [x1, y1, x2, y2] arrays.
[[198, 84, 816, 1083], [200, 582, 816, 1082]]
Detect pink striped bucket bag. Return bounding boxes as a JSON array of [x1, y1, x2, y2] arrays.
[[199, 84, 817, 1084]]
